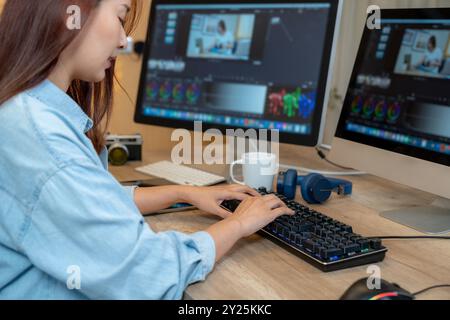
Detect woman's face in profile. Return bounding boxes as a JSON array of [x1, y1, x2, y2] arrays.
[[63, 0, 131, 83]]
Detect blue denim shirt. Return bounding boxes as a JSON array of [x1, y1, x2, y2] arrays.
[[0, 79, 215, 299]]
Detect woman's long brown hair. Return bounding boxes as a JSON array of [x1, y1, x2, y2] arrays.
[[0, 0, 141, 154]]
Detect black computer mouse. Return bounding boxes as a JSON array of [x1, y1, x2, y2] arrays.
[[340, 278, 415, 300]]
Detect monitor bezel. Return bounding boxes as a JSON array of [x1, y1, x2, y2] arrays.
[[334, 8, 450, 167], [134, 0, 341, 146]]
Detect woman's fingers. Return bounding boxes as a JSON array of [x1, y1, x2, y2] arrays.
[[262, 194, 280, 203], [265, 198, 283, 208], [265, 198, 287, 210], [271, 207, 295, 219], [239, 186, 261, 197], [227, 184, 261, 197], [235, 196, 257, 212], [215, 206, 233, 219], [261, 194, 292, 213], [224, 191, 251, 201]]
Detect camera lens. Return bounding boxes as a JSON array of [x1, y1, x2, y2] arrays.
[[108, 143, 129, 166]]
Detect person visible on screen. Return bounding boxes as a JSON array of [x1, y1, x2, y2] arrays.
[[415, 35, 443, 74], [212, 20, 235, 55]]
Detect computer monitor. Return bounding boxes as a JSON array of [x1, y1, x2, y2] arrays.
[[134, 0, 342, 146], [330, 8, 450, 234]]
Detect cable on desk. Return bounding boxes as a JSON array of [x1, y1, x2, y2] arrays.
[[315, 147, 356, 171], [265, 143, 365, 176], [413, 284, 450, 296], [278, 163, 367, 176], [367, 236, 450, 298], [367, 236, 450, 240]]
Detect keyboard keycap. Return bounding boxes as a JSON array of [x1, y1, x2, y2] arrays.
[[358, 239, 371, 250], [342, 243, 361, 255], [303, 239, 317, 252], [321, 247, 344, 259], [370, 238, 382, 250]]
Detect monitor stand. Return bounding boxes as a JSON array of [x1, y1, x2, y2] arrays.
[[381, 198, 450, 235]]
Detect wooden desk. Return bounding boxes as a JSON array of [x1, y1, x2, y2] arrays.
[[110, 145, 450, 300]]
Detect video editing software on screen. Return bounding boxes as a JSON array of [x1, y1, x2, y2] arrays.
[[338, 18, 450, 162], [138, 3, 332, 136]]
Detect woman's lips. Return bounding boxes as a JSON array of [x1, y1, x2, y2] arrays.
[[105, 57, 115, 69]]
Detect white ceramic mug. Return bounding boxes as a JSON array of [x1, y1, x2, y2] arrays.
[[229, 152, 278, 191]]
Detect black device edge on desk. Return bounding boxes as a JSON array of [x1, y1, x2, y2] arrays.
[[258, 229, 387, 272]]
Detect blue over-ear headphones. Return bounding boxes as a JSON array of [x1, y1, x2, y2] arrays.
[[277, 169, 353, 204]]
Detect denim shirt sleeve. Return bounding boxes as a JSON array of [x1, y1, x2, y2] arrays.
[[99, 147, 138, 202], [19, 160, 216, 300], [123, 185, 138, 200]]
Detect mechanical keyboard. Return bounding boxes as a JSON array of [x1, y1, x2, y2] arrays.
[[220, 188, 387, 272]]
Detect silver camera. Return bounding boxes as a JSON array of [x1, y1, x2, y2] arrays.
[[105, 133, 143, 166]]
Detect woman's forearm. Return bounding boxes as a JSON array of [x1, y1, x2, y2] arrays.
[[134, 186, 244, 261], [206, 218, 242, 262], [133, 185, 190, 214]]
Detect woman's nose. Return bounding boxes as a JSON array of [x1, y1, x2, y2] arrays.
[[119, 31, 128, 50]]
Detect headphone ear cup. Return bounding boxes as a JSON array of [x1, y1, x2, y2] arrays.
[[300, 173, 318, 204], [301, 174, 332, 204], [276, 172, 286, 195], [279, 169, 297, 199]]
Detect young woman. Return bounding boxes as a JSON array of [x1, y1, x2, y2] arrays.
[[0, 0, 292, 299]]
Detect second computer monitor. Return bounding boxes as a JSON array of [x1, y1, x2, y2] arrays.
[[134, 0, 341, 146]]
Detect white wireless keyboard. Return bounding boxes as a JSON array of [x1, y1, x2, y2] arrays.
[[135, 161, 227, 186]]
